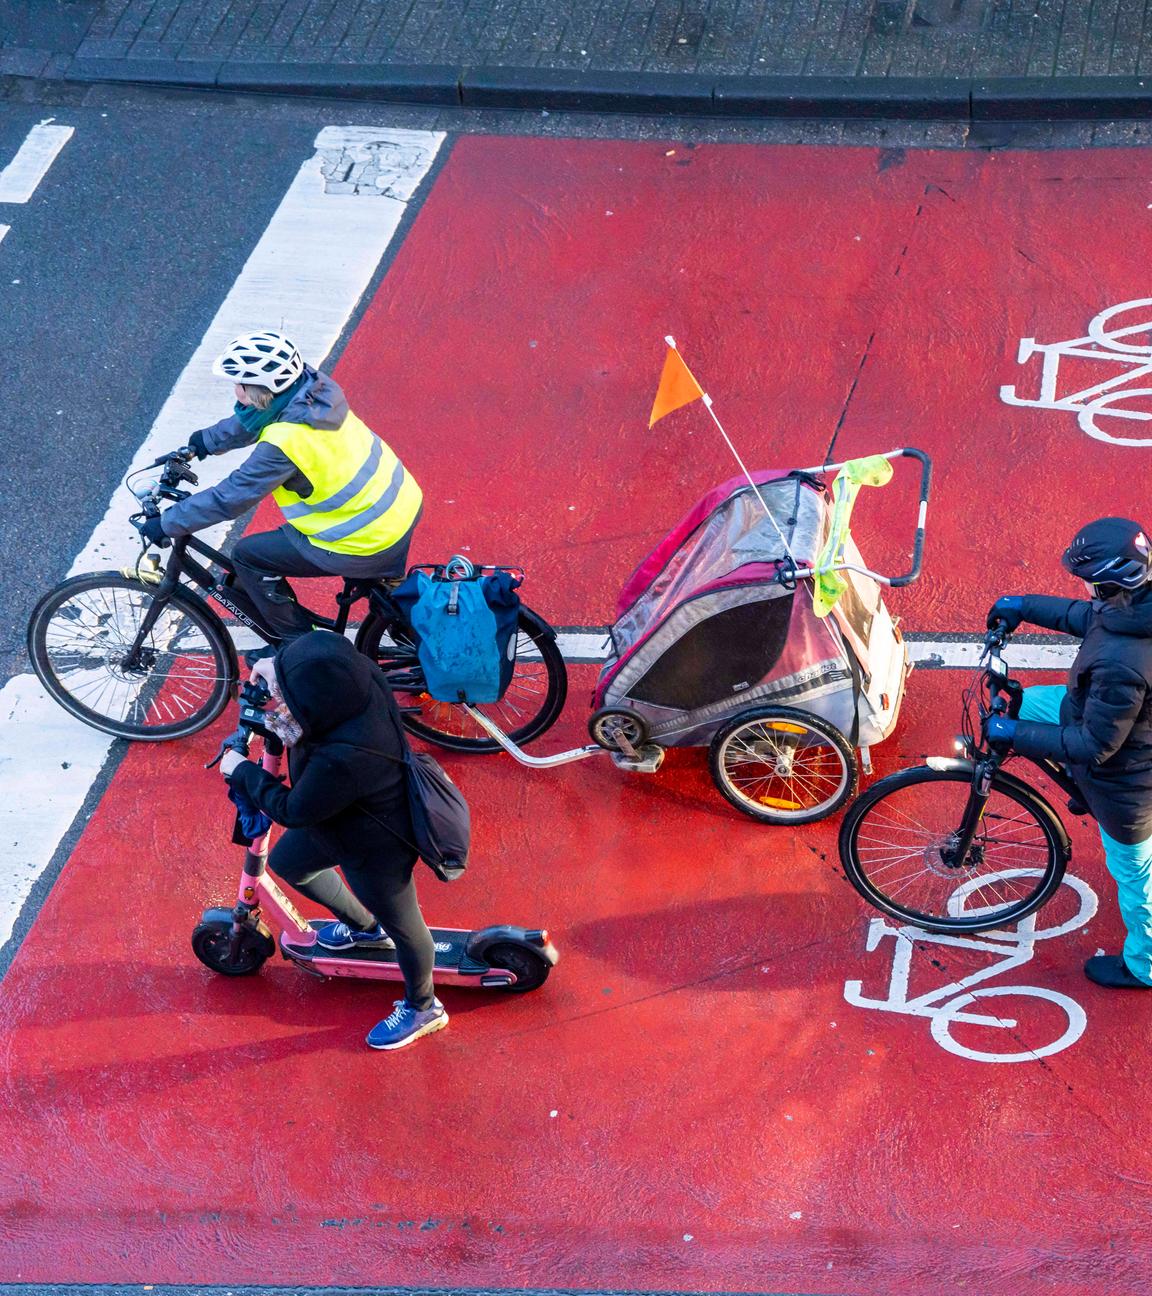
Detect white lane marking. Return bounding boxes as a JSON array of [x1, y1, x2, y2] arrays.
[[907, 638, 1074, 670], [0, 123, 74, 203], [232, 624, 1072, 670], [0, 680, 115, 942], [0, 127, 444, 956], [0, 225, 8, 246], [550, 633, 1076, 668], [506, 631, 1075, 669]]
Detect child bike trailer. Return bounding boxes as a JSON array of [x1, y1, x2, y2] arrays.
[[464, 449, 931, 827]]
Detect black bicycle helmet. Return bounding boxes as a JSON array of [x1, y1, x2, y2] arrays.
[[1061, 517, 1152, 594]]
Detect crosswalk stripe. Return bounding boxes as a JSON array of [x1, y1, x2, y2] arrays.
[[0, 122, 74, 203]]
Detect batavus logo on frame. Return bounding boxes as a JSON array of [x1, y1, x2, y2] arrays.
[[1001, 299, 1152, 446]]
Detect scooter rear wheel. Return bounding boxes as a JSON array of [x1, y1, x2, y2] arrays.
[[483, 942, 551, 992], [192, 920, 274, 976]]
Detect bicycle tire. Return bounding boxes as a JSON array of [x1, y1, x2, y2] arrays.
[[355, 607, 567, 752], [839, 765, 1068, 934], [708, 705, 858, 825], [28, 571, 236, 741]]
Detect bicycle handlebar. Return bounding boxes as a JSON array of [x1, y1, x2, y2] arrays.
[[147, 446, 196, 470], [985, 621, 1011, 653]]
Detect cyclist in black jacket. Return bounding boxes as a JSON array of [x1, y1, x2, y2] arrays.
[[988, 517, 1152, 990], [218, 630, 448, 1049]]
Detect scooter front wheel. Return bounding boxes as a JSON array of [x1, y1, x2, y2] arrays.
[[192, 920, 274, 976]]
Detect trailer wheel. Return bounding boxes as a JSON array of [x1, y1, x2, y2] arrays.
[[709, 705, 857, 825]]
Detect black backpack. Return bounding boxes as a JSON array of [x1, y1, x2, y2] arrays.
[[401, 748, 470, 882], [365, 703, 471, 882]]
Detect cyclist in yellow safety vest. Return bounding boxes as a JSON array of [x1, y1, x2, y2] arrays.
[[141, 330, 422, 641]]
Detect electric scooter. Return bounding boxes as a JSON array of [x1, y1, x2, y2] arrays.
[[191, 679, 558, 992]]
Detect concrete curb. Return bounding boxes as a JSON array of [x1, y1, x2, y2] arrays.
[[27, 55, 1152, 121]]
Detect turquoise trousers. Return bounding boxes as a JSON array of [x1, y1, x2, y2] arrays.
[[1020, 685, 1152, 984]]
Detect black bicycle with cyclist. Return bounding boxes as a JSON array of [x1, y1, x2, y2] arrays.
[[839, 517, 1152, 992], [27, 442, 565, 750]]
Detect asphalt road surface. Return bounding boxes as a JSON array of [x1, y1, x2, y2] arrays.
[[0, 102, 325, 680]]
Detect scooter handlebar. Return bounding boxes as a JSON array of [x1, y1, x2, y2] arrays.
[[205, 728, 252, 770]]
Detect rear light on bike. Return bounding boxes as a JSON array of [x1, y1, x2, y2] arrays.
[[526, 929, 550, 946]]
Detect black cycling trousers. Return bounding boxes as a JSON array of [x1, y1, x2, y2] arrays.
[[232, 522, 417, 642], [269, 829, 436, 1011]]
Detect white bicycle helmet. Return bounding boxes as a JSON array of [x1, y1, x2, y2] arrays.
[[213, 331, 304, 393]]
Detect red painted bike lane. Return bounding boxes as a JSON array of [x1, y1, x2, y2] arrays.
[[5, 137, 1152, 1293]]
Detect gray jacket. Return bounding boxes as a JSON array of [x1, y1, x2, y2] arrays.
[[160, 367, 349, 538]]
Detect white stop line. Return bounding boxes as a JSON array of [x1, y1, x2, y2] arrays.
[[0, 126, 445, 956]]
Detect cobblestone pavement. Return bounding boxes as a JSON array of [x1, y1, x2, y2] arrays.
[[4, 0, 1152, 83]]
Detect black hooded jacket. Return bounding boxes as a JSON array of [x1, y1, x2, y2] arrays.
[[230, 632, 416, 865], [1012, 588, 1152, 844]]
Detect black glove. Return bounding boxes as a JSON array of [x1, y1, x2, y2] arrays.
[[986, 596, 1024, 631], [187, 430, 209, 461], [140, 514, 170, 547]]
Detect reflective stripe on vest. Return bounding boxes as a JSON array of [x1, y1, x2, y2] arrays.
[[260, 412, 422, 556]]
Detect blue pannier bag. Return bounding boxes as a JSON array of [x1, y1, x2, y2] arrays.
[[392, 557, 522, 704]]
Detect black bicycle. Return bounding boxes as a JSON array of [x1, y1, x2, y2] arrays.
[[838, 621, 1077, 934], [28, 447, 567, 749]]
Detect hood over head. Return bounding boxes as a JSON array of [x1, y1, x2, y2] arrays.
[[274, 630, 377, 739], [279, 366, 349, 432], [1096, 581, 1152, 637]]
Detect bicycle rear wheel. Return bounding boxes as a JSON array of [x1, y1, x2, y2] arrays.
[[28, 572, 236, 740], [355, 608, 567, 752], [838, 766, 1068, 933]]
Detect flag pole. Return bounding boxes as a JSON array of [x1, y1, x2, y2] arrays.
[[665, 336, 797, 563]]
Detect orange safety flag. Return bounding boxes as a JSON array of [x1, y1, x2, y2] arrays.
[[648, 342, 706, 428]]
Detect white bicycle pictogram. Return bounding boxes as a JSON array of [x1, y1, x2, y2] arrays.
[[1000, 298, 1152, 446], [843, 870, 1097, 1063]]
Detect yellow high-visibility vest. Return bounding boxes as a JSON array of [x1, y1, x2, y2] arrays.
[[260, 412, 422, 556]]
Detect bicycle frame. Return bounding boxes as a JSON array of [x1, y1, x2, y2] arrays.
[[927, 633, 1083, 872], [120, 534, 395, 669]]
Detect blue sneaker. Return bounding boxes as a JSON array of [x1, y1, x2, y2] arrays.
[[314, 921, 395, 951], [366, 999, 448, 1051]]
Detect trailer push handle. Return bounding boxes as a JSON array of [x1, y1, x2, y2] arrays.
[[789, 447, 932, 589]]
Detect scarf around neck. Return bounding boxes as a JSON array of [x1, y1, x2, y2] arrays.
[[233, 376, 306, 436]]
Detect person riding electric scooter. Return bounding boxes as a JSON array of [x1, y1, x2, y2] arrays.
[[987, 516, 1152, 990], [218, 630, 448, 1050], [140, 330, 422, 642]]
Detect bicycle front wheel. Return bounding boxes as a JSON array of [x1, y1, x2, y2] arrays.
[[356, 608, 567, 752], [838, 766, 1068, 933], [28, 572, 236, 740]]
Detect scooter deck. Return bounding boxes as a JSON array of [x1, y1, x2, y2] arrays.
[[280, 922, 504, 982]]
